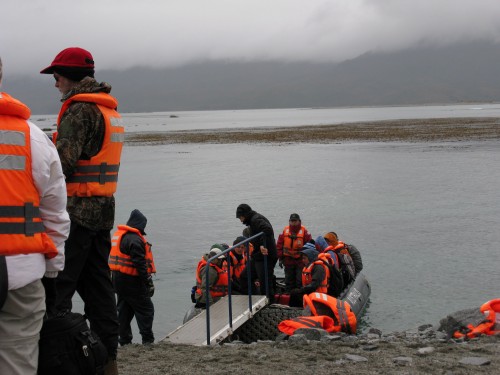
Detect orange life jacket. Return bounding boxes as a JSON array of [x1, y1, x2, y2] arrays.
[[109, 225, 156, 276], [54, 93, 124, 197], [278, 315, 336, 335], [303, 292, 357, 334], [226, 251, 247, 280], [302, 260, 330, 294], [453, 299, 500, 339], [318, 252, 335, 268], [317, 252, 344, 297], [282, 225, 307, 258], [196, 258, 229, 298], [0, 92, 57, 258]]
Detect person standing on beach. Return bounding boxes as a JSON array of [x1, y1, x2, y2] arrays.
[[40, 47, 124, 375], [236, 204, 277, 302], [276, 213, 312, 292], [109, 209, 156, 346], [0, 57, 70, 375]]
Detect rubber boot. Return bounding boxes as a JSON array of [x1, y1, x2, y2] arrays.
[[104, 357, 118, 375]]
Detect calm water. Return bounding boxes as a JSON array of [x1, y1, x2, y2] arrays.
[[48, 105, 499, 342], [36, 102, 500, 132]]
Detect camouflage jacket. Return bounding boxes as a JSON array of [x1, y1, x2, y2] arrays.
[[56, 77, 119, 231]]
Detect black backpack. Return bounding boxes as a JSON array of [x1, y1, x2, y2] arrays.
[[318, 257, 344, 297], [38, 312, 108, 375], [336, 249, 356, 285]]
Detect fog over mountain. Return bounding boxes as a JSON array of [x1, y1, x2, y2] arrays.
[[6, 41, 500, 115]]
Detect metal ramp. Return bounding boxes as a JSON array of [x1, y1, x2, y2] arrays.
[[165, 295, 268, 345]]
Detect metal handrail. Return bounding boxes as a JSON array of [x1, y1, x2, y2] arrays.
[[205, 232, 267, 345]]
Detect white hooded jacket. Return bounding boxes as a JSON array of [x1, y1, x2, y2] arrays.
[[4, 120, 70, 290]]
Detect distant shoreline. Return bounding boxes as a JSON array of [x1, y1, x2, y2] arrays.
[[125, 117, 500, 145]]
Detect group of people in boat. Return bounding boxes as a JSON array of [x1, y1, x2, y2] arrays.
[[193, 204, 363, 308]]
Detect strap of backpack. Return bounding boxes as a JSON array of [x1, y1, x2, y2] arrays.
[[0, 256, 8, 310]]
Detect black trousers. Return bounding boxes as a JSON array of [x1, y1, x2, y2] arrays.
[[113, 272, 155, 345], [284, 263, 303, 291], [254, 258, 277, 301], [55, 222, 119, 358]]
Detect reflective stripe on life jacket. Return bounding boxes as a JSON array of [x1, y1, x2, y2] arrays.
[[55, 93, 124, 197], [453, 299, 500, 339], [278, 315, 336, 335], [303, 292, 357, 334], [0, 92, 57, 258], [282, 225, 306, 259], [196, 258, 229, 298], [109, 225, 156, 276], [302, 260, 330, 294]]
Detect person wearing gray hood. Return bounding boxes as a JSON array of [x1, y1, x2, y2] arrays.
[[109, 209, 156, 346], [289, 243, 328, 307]]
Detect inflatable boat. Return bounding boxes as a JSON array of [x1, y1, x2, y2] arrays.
[[182, 271, 371, 343]]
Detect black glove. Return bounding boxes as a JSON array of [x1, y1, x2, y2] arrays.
[[190, 286, 197, 303], [278, 258, 284, 269], [146, 276, 155, 297]]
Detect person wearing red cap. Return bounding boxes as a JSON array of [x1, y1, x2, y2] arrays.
[[0, 57, 70, 375], [40, 47, 124, 375]]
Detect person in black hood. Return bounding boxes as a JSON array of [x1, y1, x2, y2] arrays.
[[109, 209, 156, 346], [236, 204, 277, 301], [289, 243, 326, 307]]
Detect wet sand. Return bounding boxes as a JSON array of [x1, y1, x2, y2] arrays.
[[125, 117, 500, 145]]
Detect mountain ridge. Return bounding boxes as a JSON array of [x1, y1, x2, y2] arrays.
[[5, 41, 500, 115]]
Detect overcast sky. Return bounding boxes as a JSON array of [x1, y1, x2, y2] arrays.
[[2, 0, 500, 77]]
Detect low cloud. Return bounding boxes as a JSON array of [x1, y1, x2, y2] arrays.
[[2, 0, 500, 76]]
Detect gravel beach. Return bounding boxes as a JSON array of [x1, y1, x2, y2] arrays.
[[116, 327, 499, 375], [117, 117, 499, 374]]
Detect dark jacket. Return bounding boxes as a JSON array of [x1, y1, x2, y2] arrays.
[[56, 77, 117, 231], [347, 244, 363, 274], [243, 210, 277, 261]]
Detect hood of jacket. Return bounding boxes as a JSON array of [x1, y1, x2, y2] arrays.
[[126, 209, 147, 235], [315, 236, 329, 252], [300, 244, 319, 263], [62, 76, 112, 101]]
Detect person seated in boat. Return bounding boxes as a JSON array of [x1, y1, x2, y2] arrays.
[[194, 244, 228, 308], [223, 236, 251, 293], [276, 213, 312, 292], [235, 241, 265, 296], [322, 232, 363, 285], [289, 243, 330, 307]]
